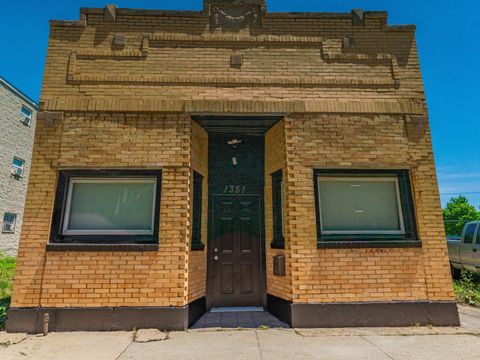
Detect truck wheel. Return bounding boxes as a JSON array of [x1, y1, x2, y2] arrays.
[[450, 265, 461, 279]]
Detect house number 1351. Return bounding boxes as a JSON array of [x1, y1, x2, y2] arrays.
[[224, 185, 246, 194]]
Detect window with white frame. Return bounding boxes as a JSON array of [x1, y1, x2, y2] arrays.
[[2, 213, 17, 233], [50, 170, 162, 244], [314, 170, 418, 244], [12, 157, 25, 177], [21, 106, 32, 126]]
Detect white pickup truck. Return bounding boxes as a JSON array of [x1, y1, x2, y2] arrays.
[[447, 221, 480, 277]]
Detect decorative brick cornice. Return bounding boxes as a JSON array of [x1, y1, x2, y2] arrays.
[[66, 32, 400, 89], [68, 73, 397, 88], [50, 20, 87, 28], [149, 32, 324, 46], [75, 49, 146, 58]]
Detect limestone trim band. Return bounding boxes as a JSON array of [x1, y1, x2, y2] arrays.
[[39, 98, 426, 115]]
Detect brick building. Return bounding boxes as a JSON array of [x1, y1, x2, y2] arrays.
[[0, 77, 37, 256], [7, 0, 459, 332]]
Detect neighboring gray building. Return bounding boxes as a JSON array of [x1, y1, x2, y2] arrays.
[[0, 76, 37, 256]]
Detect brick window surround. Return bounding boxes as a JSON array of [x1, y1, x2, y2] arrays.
[[49, 169, 162, 245], [314, 169, 420, 249]]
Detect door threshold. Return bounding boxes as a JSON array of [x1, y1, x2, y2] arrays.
[[210, 307, 264, 313]]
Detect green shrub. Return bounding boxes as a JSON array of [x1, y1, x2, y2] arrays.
[[453, 270, 480, 307], [0, 254, 16, 330], [0, 297, 10, 330]]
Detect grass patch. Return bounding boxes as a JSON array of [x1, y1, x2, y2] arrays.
[[453, 270, 480, 307], [0, 254, 16, 330]]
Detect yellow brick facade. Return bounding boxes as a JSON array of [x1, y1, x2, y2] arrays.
[[283, 114, 453, 302], [188, 121, 209, 303], [9, 1, 457, 330], [13, 113, 192, 307]]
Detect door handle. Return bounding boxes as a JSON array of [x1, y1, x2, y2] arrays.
[[214, 256, 219, 261]]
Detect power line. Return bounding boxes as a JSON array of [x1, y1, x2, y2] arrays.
[[440, 191, 480, 196]]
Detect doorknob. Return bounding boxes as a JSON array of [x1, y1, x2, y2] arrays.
[[214, 256, 219, 261]]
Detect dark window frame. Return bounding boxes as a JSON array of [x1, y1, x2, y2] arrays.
[[50, 169, 162, 245], [313, 169, 420, 249], [191, 171, 205, 251], [271, 170, 285, 249]]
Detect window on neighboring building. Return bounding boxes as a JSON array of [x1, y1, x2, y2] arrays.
[[271, 170, 285, 249], [191, 171, 205, 251], [12, 157, 25, 177], [2, 213, 17, 233], [50, 170, 162, 244], [21, 106, 32, 126], [314, 170, 418, 245]]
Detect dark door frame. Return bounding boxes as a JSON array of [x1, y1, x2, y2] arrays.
[[204, 134, 268, 310], [193, 115, 283, 310]]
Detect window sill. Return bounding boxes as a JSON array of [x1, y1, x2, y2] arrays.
[[46, 243, 159, 252], [317, 240, 422, 249], [191, 242, 205, 251]]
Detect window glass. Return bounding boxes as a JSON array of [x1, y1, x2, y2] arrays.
[[191, 172, 204, 249], [271, 170, 284, 247], [2, 213, 17, 233], [64, 179, 156, 235], [21, 106, 32, 126], [464, 223, 477, 244], [12, 157, 25, 176], [318, 177, 404, 234], [13, 158, 24, 168], [21, 106, 32, 118]]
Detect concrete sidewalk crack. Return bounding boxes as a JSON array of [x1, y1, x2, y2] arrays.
[[114, 338, 134, 360], [361, 336, 396, 360], [255, 330, 264, 360]]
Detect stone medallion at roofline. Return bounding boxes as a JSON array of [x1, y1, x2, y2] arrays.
[[204, 0, 266, 31]]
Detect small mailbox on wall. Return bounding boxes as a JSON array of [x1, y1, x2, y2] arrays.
[[273, 255, 286, 277]]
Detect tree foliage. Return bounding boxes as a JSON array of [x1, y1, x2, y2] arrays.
[[443, 195, 480, 237]]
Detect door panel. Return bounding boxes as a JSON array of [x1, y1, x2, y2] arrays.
[[221, 263, 234, 294], [241, 263, 253, 294], [212, 195, 262, 307]]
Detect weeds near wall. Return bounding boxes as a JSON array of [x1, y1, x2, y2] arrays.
[[453, 270, 480, 307], [0, 254, 16, 330]]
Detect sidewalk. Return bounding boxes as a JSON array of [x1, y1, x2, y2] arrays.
[[1, 306, 479, 360]]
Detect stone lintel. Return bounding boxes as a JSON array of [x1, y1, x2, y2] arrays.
[[39, 98, 426, 116]]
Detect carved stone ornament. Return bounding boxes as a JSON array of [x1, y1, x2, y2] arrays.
[[205, 0, 265, 31]]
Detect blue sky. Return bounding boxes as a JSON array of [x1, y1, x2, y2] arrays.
[[1, 0, 479, 209]]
